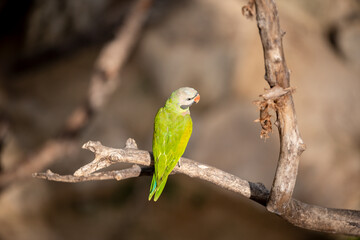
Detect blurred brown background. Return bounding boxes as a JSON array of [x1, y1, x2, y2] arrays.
[[0, 0, 359, 239]]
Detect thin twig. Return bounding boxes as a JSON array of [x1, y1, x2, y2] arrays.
[[33, 165, 144, 183]]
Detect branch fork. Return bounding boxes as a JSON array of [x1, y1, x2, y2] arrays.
[[74, 139, 149, 177]]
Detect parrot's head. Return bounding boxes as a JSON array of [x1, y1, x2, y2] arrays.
[[171, 87, 200, 110]]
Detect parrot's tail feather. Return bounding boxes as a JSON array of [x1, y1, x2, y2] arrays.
[[148, 175, 157, 201], [154, 176, 168, 202]]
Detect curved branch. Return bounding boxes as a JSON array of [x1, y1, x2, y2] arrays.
[[253, 0, 306, 214], [33, 140, 360, 236], [247, 0, 360, 235]]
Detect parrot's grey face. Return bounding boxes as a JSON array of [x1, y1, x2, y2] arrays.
[[176, 87, 200, 110]]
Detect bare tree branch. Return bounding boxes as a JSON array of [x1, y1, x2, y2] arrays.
[[33, 139, 360, 235], [33, 139, 269, 205], [252, 0, 306, 214], [34, 165, 144, 183], [283, 199, 360, 235], [76, 140, 267, 204], [248, 0, 360, 235], [0, 0, 153, 188]]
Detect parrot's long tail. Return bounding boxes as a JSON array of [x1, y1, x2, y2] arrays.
[[148, 175, 157, 201], [148, 175, 168, 201]]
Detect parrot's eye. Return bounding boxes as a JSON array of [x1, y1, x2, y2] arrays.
[[186, 98, 191, 101]]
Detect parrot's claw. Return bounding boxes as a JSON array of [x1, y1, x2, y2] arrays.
[[177, 159, 181, 168]]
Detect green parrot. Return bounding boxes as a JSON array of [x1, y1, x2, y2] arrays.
[[148, 87, 200, 201]]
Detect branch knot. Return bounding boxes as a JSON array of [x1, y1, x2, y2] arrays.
[[82, 141, 102, 153], [125, 138, 138, 149]]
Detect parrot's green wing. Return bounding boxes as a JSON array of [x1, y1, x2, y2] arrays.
[[149, 108, 192, 201]]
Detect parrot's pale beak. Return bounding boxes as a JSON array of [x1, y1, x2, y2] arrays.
[[194, 94, 200, 103]]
